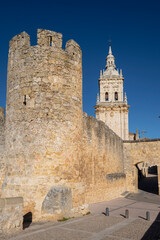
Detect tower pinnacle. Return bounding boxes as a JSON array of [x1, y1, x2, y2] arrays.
[[108, 43, 112, 55], [105, 44, 116, 70]]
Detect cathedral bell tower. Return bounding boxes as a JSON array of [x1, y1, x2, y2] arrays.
[[95, 44, 129, 140]]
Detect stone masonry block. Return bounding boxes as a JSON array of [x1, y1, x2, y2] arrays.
[[0, 197, 23, 233], [5, 197, 23, 206], [42, 186, 72, 215], [0, 199, 5, 208]]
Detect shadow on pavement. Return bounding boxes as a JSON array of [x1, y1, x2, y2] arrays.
[[141, 212, 160, 240], [138, 176, 158, 195]]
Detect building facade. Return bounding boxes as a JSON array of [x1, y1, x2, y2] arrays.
[[95, 45, 129, 140]]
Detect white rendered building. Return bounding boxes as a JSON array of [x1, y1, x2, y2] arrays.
[[95, 45, 129, 140]]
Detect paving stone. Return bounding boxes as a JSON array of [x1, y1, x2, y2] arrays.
[[112, 219, 152, 240], [11, 227, 92, 240], [63, 215, 124, 233]]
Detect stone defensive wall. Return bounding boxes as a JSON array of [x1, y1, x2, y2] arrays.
[[0, 29, 128, 221], [123, 139, 160, 192], [124, 139, 160, 166], [82, 114, 126, 203]]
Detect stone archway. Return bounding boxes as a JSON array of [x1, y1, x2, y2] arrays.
[[123, 140, 160, 195], [135, 162, 159, 194]]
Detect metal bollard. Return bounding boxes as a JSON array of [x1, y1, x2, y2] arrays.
[[146, 211, 150, 221], [105, 208, 109, 216], [125, 209, 129, 219]]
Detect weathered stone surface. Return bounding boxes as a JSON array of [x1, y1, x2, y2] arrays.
[[42, 186, 72, 214], [0, 107, 5, 196], [81, 115, 126, 203], [124, 139, 160, 192], [0, 197, 23, 234], [0, 29, 128, 221], [2, 29, 83, 221], [106, 173, 126, 180]]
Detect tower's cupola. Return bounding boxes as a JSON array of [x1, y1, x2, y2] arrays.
[[105, 44, 116, 70]]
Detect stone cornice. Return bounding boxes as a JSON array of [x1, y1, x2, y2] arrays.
[[99, 76, 124, 81], [94, 104, 130, 112], [124, 139, 160, 143]]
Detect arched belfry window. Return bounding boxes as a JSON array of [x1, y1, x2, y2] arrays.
[[105, 92, 108, 101], [115, 92, 118, 101]]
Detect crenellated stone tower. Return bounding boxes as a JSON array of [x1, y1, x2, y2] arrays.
[[95, 44, 129, 140], [3, 29, 83, 220]]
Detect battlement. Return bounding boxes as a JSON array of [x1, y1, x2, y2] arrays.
[[37, 29, 62, 48], [65, 39, 81, 58], [9, 29, 81, 60], [9, 32, 30, 51]]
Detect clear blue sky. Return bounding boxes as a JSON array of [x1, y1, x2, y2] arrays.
[[0, 0, 160, 139]]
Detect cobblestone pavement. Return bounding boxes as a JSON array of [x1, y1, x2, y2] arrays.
[[1, 190, 160, 240]]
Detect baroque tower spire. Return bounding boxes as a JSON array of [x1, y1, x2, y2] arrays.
[[95, 44, 129, 140], [105, 44, 116, 70]]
